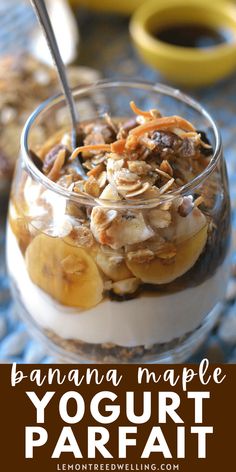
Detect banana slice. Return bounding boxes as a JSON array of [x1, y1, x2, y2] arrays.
[[127, 225, 208, 284], [96, 249, 132, 281], [26, 234, 103, 308], [9, 203, 32, 254]]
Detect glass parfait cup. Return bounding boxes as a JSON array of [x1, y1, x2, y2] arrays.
[[6, 81, 231, 363]]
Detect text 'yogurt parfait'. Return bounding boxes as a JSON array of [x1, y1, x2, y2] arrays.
[[7, 82, 231, 362]]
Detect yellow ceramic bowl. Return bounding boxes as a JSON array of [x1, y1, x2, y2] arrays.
[[130, 0, 236, 87]]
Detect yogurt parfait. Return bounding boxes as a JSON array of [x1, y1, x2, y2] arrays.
[[7, 82, 231, 362]]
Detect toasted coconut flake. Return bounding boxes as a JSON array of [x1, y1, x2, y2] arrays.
[[117, 182, 142, 194], [155, 168, 172, 180], [97, 171, 107, 189], [180, 131, 200, 139], [160, 160, 173, 176], [130, 116, 195, 138], [104, 113, 118, 134], [199, 139, 212, 150], [159, 177, 175, 194], [194, 195, 205, 207], [126, 182, 150, 198], [70, 143, 111, 161], [114, 168, 142, 195], [47, 148, 66, 181], [60, 133, 72, 151], [117, 182, 142, 197]]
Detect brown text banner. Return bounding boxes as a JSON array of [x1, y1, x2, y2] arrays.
[[0, 362, 235, 471]]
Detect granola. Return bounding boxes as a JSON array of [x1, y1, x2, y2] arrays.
[[0, 54, 100, 196], [8, 97, 231, 362]]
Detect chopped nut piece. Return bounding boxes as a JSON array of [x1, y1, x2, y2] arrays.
[[67, 225, 94, 247], [91, 207, 118, 245], [178, 196, 194, 217], [100, 183, 121, 201], [139, 136, 156, 150], [149, 208, 172, 228], [84, 176, 101, 197], [127, 160, 151, 175], [127, 249, 155, 263], [73, 180, 85, 194], [125, 134, 139, 150], [112, 278, 140, 295]]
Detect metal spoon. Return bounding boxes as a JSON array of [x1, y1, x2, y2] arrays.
[[30, 0, 85, 177]]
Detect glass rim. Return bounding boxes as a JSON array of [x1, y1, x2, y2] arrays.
[[21, 79, 222, 208]]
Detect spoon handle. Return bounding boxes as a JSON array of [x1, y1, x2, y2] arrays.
[[31, 0, 78, 149]]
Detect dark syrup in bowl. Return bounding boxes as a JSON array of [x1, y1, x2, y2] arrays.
[[153, 23, 233, 48]]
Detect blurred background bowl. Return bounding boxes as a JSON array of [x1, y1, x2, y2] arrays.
[[130, 0, 236, 87], [68, 0, 144, 14]]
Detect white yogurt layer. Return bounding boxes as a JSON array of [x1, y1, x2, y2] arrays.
[[7, 225, 229, 347]]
